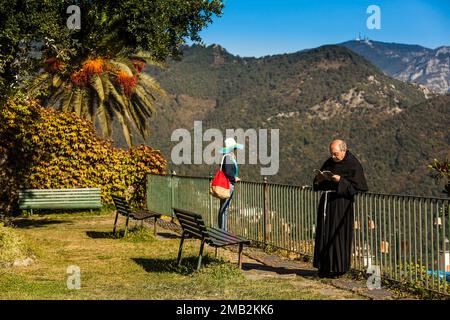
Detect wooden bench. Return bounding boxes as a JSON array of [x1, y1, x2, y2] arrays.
[[18, 188, 102, 214], [173, 207, 250, 270], [111, 195, 161, 237]]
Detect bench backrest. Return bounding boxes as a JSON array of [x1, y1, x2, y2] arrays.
[[173, 207, 208, 240], [18, 188, 102, 210], [111, 195, 132, 217]]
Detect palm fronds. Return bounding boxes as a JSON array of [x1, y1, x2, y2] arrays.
[[27, 56, 165, 147]]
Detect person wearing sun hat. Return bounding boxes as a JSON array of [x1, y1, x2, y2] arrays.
[[217, 137, 243, 231]]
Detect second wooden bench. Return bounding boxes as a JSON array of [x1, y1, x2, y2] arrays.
[[112, 195, 161, 237], [173, 207, 250, 270]]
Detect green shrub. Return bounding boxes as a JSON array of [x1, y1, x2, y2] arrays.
[[194, 260, 244, 281], [395, 262, 450, 296], [0, 98, 167, 214], [122, 226, 156, 243], [0, 223, 30, 266]]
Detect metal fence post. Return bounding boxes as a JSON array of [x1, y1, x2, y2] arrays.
[[170, 172, 175, 220], [263, 177, 269, 245], [209, 172, 213, 228]]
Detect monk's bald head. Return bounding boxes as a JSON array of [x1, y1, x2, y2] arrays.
[[329, 139, 347, 162]]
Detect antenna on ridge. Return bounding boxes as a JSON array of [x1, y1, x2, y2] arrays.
[[356, 32, 362, 41]]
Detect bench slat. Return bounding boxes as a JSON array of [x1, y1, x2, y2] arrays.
[[20, 203, 102, 207], [206, 237, 232, 247], [19, 194, 100, 198], [19, 188, 101, 192], [175, 215, 208, 238], [208, 227, 250, 243], [181, 225, 206, 239], [19, 194, 100, 197], [19, 194, 101, 198], [18, 188, 101, 210], [178, 219, 207, 231], [19, 198, 101, 202], [207, 236, 242, 247], [132, 210, 160, 220], [207, 234, 243, 246], [173, 208, 203, 220], [20, 204, 102, 209], [114, 204, 130, 211], [175, 213, 202, 225], [207, 229, 245, 244]]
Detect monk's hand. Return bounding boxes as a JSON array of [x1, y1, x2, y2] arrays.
[[235, 177, 241, 182], [331, 175, 341, 183]]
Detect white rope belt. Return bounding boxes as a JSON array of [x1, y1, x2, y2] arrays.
[[322, 190, 336, 245], [323, 190, 336, 221]]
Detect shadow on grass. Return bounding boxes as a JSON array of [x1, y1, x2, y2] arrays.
[[86, 230, 124, 239], [132, 255, 218, 275], [156, 232, 181, 239], [242, 262, 318, 278], [12, 219, 68, 229], [86, 227, 156, 243]]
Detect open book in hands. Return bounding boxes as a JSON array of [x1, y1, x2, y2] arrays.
[[314, 169, 334, 181]]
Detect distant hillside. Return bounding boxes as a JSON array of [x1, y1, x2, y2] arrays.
[[395, 47, 450, 95], [126, 44, 450, 197], [342, 40, 450, 94]]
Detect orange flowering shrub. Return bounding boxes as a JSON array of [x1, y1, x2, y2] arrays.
[[0, 99, 167, 214]]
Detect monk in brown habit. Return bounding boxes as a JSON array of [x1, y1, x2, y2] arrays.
[[313, 139, 368, 278]]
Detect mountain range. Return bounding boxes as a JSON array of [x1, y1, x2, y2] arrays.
[[342, 39, 450, 94], [115, 43, 450, 197], [118, 45, 450, 196]]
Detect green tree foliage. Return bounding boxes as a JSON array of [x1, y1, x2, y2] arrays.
[[0, 0, 223, 145], [145, 45, 449, 197], [0, 98, 167, 214]]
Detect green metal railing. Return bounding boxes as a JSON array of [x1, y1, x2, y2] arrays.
[[147, 173, 450, 295]]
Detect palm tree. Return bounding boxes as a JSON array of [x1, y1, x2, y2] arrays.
[[428, 158, 450, 196], [28, 55, 165, 147]]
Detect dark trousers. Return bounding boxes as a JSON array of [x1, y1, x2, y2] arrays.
[[218, 183, 234, 231]]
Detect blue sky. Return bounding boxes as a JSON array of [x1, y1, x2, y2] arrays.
[[194, 0, 450, 57]]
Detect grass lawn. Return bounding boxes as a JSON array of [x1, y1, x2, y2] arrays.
[[0, 210, 364, 300]]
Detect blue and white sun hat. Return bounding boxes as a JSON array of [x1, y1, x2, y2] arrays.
[[219, 137, 244, 154]]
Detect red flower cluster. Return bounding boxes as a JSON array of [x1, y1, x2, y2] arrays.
[[83, 58, 104, 76], [44, 57, 65, 73], [67, 57, 142, 95], [131, 59, 146, 73], [117, 71, 137, 97], [70, 70, 88, 87], [70, 58, 106, 87]]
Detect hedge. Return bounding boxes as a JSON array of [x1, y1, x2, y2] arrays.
[[0, 98, 167, 214]]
